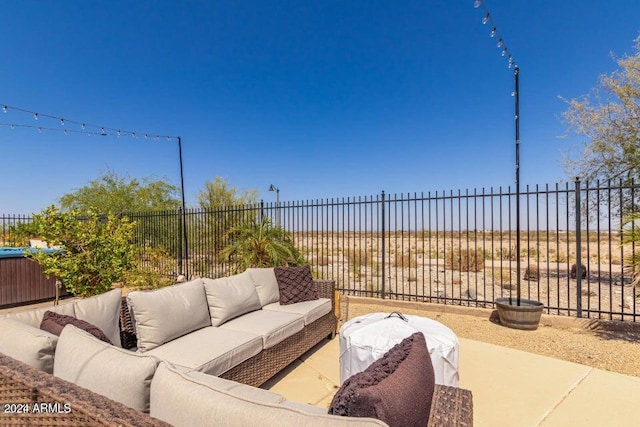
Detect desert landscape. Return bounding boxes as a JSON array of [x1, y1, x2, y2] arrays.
[[292, 230, 639, 321]]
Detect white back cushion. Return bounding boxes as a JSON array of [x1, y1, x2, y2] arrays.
[[127, 279, 211, 352], [246, 268, 280, 306], [203, 272, 261, 326], [73, 288, 122, 347], [54, 325, 159, 412]]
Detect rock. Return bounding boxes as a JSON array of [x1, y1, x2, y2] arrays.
[[524, 264, 539, 281], [570, 263, 587, 279]]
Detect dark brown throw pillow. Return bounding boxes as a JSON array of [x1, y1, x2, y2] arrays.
[[40, 310, 112, 345], [328, 332, 435, 427], [274, 265, 318, 305]]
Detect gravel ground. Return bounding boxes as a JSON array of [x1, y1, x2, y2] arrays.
[[341, 298, 640, 378]]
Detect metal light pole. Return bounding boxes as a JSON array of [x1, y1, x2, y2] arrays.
[[177, 136, 188, 279], [514, 67, 521, 306], [268, 184, 280, 227], [475, 0, 530, 309]]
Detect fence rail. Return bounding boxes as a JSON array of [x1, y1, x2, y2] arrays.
[[2, 178, 639, 321]]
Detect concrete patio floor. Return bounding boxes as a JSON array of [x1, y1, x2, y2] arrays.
[[263, 335, 640, 427]]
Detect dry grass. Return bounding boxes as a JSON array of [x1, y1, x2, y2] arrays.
[[393, 252, 417, 268], [445, 248, 485, 272]]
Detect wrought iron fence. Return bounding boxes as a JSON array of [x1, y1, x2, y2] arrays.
[[2, 178, 639, 321]]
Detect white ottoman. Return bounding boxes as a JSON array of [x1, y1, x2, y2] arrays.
[[339, 312, 459, 387]]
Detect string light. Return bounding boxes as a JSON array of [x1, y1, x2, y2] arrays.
[[473, 0, 517, 69], [0, 103, 178, 141]]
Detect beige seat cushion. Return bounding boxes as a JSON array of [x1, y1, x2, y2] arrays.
[[73, 288, 122, 347], [203, 273, 262, 327], [150, 363, 387, 427], [263, 298, 332, 325], [127, 279, 211, 352], [246, 267, 280, 306], [146, 326, 263, 376], [0, 318, 58, 373], [54, 325, 159, 413], [220, 310, 304, 349]]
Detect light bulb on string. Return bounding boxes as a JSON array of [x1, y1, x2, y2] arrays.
[[60, 118, 65, 126], [101, 127, 106, 135], [508, 56, 514, 68], [132, 132, 136, 138], [64, 129, 68, 135], [34, 113, 38, 121], [473, 0, 482, 8], [2, 106, 7, 113], [10, 124, 14, 129], [490, 27, 497, 37], [482, 13, 490, 24], [497, 38, 504, 48], [37, 127, 42, 133], [81, 123, 86, 130], [501, 48, 507, 57], [117, 130, 121, 137]]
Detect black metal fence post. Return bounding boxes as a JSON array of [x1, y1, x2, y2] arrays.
[[381, 190, 386, 300], [575, 177, 583, 317], [177, 207, 183, 277]]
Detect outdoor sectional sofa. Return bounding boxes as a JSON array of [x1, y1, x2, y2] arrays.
[[0, 267, 473, 426]]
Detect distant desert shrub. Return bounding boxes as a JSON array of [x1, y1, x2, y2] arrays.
[[316, 255, 330, 266], [445, 248, 485, 272], [491, 269, 512, 287], [551, 252, 569, 263], [393, 252, 417, 268], [496, 247, 517, 261], [346, 248, 375, 278]]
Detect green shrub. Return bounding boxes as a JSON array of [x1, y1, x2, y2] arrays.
[[18, 205, 137, 298]]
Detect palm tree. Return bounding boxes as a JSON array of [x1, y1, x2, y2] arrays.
[[622, 213, 640, 287], [220, 216, 306, 273]]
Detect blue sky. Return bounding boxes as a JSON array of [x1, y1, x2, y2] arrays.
[[1, 0, 639, 214]]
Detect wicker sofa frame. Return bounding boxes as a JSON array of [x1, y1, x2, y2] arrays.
[[0, 279, 474, 426]]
